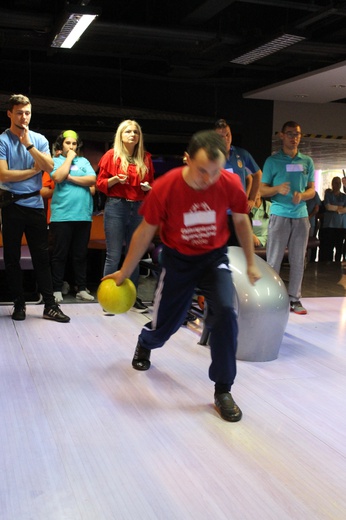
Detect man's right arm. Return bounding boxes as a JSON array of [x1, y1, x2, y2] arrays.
[[260, 181, 290, 198], [103, 219, 158, 285], [0, 159, 41, 183]]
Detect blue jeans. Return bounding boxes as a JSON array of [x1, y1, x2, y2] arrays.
[[103, 197, 143, 287]]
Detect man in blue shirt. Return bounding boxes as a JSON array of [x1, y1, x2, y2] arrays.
[[214, 118, 262, 208], [0, 94, 70, 322], [214, 118, 262, 246], [261, 121, 315, 315]]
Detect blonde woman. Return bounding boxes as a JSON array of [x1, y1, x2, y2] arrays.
[[96, 120, 155, 311]]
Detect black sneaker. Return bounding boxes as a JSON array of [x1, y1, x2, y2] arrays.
[[290, 300, 307, 315], [43, 304, 70, 323], [12, 302, 26, 321], [214, 392, 242, 422], [132, 342, 151, 370], [131, 298, 148, 313]]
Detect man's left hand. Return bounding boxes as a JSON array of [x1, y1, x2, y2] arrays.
[[247, 265, 262, 285]]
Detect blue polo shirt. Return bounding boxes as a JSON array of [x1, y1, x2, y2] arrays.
[[0, 128, 49, 208], [224, 145, 260, 190], [262, 149, 315, 218]]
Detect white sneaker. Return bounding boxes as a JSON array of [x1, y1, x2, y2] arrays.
[[76, 290, 95, 301], [53, 291, 63, 303], [75, 286, 91, 294]]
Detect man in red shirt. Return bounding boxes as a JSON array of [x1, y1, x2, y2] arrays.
[[104, 130, 261, 422]]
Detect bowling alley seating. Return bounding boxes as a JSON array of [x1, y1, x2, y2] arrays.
[[253, 235, 320, 266], [87, 212, 107, 282]]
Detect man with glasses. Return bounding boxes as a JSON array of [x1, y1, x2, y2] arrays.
[[260, 121, 315, 315]]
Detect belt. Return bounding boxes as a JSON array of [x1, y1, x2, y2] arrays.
[[109, 196, 140, 203]]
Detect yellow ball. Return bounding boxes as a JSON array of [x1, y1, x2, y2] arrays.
[[97, 278, 136, 314]]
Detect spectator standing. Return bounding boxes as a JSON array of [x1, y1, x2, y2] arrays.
[[214, 118, 262, 209], [260, 121, 315, 315], [50, 130, 96, 302], [0, 94, 70, 322], [319, 177, 346, 262], [96, 120, 155, 312], [306, 191, 322, 262], [214, 118, 262, 246]]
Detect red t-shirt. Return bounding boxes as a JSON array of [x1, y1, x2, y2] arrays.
[[140, 167, 248, 255], [96, 149, 155, 201]]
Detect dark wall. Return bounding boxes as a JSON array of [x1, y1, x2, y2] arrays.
[[0, 86, 273, 171]]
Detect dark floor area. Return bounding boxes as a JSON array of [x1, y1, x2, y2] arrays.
[[282, 260, 346, 298], [1, 256, 345, 305]]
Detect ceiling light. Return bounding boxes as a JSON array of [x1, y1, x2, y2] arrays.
[[51, 7, 100, 49], [230, 33, 306, 65]]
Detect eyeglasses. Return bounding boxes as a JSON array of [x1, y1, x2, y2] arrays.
[[284, 131, 301, 138]]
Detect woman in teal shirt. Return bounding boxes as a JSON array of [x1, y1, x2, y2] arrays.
[[50, 130, 96, 302]]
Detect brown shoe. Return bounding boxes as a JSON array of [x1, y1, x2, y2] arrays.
[[214, 392, 242, 422]]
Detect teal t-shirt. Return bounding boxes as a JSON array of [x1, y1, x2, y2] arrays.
[[262, 149, 315, 218], [50, 155, 96, 222]]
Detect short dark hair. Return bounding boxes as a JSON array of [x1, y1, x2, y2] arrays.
[[214, 118, 230, 130], [187, 130, 227, 160], [54, 130, 83, 152], [8, 94, 31, 111], [281, 121, 300, 133]]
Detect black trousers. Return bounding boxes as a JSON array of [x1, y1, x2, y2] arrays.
[[1, 203, 55, 306], [139, 245, 238, 388], [49, 221, 92, 292], [319, 227, 345, 261]]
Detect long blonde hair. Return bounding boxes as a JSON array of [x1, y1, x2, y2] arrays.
[[113, 119, 148, 180]]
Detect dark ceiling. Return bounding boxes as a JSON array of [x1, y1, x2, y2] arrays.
[[1, 0, 346, 154]]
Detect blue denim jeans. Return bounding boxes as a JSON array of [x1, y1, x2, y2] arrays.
[[103, 197, 143, 287]]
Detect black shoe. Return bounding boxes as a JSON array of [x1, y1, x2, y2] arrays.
[[183, 310, 197, 325], [131, 298, 148, 313], [214, 392, 242, 422], [132, 342, 151, 370], [12, 302, 26, 321], [43, 304, 70, 323]]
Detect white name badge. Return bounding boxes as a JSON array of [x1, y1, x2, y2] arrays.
[[286, 164, 303, 172], [253, 219, 262, 226]]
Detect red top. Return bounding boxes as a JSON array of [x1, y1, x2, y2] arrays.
[[140, 167, 248, 255], [96, 149, 155, 201]]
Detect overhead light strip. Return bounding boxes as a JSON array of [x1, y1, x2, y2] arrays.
[[230, 34, 306, 65], [51, 12, 99, 49]]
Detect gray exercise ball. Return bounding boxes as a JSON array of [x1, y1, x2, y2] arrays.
[[228, 246, 289, 361]]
